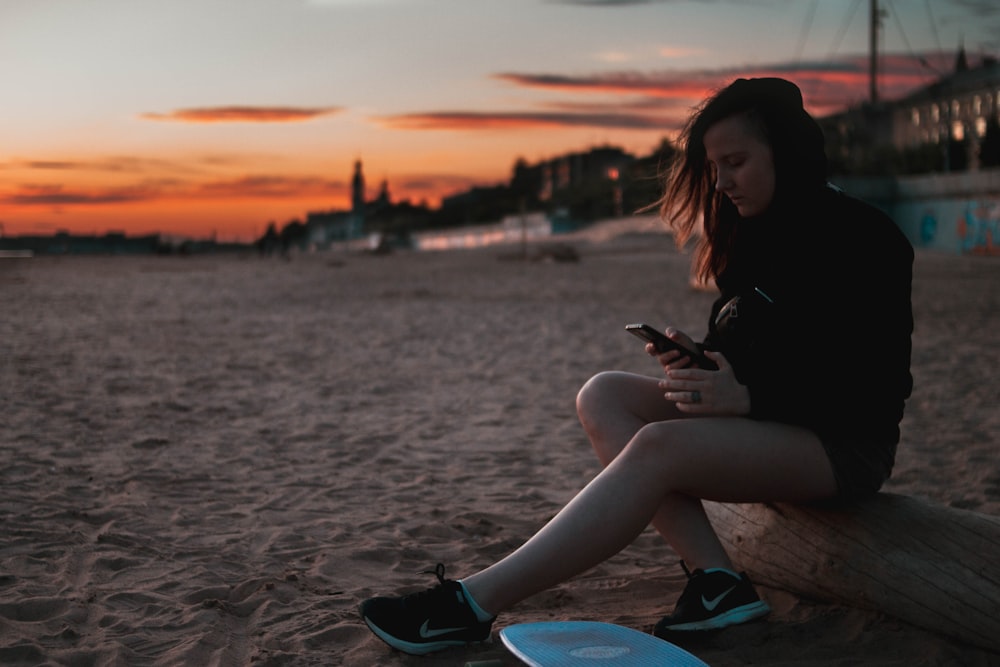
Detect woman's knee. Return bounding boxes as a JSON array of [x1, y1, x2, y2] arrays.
[[606, 422, 688, 486], [622, 420, 703, 466], [577, 370, 661, 418], [627, 421, 671, 452], [576, 371, 622, 424], [577, 371, 679, 429]]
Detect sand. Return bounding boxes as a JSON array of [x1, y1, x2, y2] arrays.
[[1, 221, 998, 666]]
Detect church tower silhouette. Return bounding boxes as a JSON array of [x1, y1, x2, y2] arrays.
[[350, 159, 366, 238], [351, 160, 365, 215]]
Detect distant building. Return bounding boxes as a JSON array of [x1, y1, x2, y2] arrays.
[[821, 49, 1000, 172], [537, 146, 634, 200], [351, 159, 366, 227], [891, 53, 1000, 169], [305, 209, 355, 247], [305, 159, 367, 247]]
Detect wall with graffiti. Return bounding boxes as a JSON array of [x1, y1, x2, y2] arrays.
[[838, 170, 1000, 255], [897, 196, 1000, 255]]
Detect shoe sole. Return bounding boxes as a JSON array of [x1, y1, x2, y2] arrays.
[[657, 600, 771, 632]]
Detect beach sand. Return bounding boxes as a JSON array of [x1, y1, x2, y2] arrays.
[[2, 220, 998, 666]]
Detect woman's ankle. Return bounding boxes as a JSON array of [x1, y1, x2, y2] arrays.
[[457, 579, 496, 621]]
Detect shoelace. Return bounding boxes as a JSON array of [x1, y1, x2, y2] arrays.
[[398, 563, 451, 611], [421, 563, 447, 584]]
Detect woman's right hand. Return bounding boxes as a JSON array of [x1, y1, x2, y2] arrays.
[[647, 327, 701, 372]]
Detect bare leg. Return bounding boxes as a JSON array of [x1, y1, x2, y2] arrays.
[[462, 373, 837, 615], [576, 371, 733, 568]]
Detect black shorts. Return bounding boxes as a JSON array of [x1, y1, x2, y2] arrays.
[[816, 425, 899, 499]]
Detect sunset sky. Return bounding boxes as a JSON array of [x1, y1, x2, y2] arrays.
[[2, 0, 998, 242]]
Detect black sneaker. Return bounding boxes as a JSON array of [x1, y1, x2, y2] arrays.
[[654, 564, 770, 634], [359, 564, 494, 655]]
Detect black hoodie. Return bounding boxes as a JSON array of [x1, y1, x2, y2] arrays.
[[702, 184, 914, 478]]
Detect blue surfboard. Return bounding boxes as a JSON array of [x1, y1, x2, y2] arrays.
[[500, 621, 710, 667]]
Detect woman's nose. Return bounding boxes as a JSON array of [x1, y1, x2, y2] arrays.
[[715, 170, 731, 192]]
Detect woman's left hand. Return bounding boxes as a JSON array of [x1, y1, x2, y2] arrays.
[[658, 350, 751, 415]]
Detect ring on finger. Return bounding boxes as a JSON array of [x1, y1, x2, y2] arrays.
[[690, 390, 701, 404]]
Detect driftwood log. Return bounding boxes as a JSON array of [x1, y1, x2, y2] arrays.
[[704, 493, 1000, 653]]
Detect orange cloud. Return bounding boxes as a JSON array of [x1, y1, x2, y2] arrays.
[[495, 50, 949, 112], [21, 160, 83, 170], [2, 184, 154, 206], [191, 176, 344, 199], [494, 72, 716, 100], [740, 53, 951, 114], [375, 110, 669, 131], [2, 175, 346, 208], [140, 106, 343, 123], [541, 98, 690, 125], [7, 155, 248, 177], [381, 52, 952, 137]]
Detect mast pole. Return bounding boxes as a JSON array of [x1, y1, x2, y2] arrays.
[[869, 0, 879, 104]]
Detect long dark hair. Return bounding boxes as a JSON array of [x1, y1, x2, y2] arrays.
[[655, 78, 828, 283]]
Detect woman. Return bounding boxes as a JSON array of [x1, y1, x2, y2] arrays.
[[359, 77, 913, 655]]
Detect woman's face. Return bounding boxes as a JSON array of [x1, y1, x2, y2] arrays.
[[703, 113, 776, 218]]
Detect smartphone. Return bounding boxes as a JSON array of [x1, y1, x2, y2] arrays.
[[625, 323, 718, 370]]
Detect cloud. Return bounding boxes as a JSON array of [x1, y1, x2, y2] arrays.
[[22, 161, 83, 170], [8, 154, 319, 185], [541, 98, 691, 125], [494, 71, 718, 99], [659, 46, 708, 59], [2, 185, 153, 206], [140, 106, 343, 123], [10, 156, 211, 176], [191, 176, 343, 199], [379, 48, 952, 136], [596, 51, 633, 64], [543, 97, 684, 112], [2, 174, 346, 208], [755, 52, 957, 108], [375, 110, 669, 131], [499, 49, 949, 106]]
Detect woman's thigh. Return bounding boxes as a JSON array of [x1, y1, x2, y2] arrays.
[[622, 417, 839, 504]]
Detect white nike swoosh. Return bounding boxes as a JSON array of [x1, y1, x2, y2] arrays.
[[702, 585, 737, 612], [419, 619, 466, 639]]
